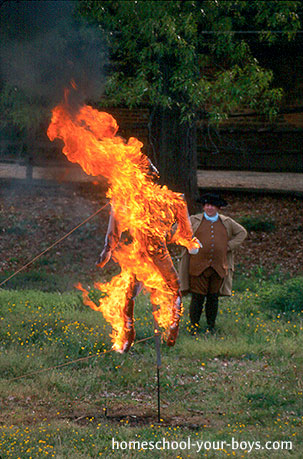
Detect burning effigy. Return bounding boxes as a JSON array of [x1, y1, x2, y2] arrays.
[[47, 86, 200, 353]]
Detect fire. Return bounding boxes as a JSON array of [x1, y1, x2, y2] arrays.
[[47, 86, 200, 352]]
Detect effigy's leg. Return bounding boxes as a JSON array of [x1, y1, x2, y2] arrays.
[[147, 242, 182, 347], [118, 277, 142, 353], [166, 291, 182, 347]]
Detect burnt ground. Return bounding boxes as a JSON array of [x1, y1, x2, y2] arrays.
[[0, 178, 303, 290]]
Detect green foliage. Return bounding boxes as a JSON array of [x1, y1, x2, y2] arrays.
[[79, 0, 301, 123], [0, 84, 48, 133], [238, 214, 276, 232], [233, 272, 261, 293], [258, 277, 303, 314]]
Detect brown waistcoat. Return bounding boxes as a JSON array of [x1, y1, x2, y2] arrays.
[[189, 218, 228, 278]]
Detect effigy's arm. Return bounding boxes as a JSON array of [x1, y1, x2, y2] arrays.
[[96, 206, 121, 268], [169, 196, 201, 254]]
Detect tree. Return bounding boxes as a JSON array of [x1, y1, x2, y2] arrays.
[[79, 0, 301, 208]]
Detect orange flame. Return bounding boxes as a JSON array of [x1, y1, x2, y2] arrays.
[[47, 89, 200, 352]]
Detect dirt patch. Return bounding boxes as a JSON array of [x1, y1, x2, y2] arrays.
[[0, 395, 215, 429]]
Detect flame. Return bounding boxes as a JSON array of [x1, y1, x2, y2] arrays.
[[47, 87, 199, 351]]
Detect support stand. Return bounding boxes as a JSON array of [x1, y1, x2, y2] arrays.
[[153, 316, 162, 423]]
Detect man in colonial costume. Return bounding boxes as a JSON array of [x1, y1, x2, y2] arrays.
[[178, 192, 247, 333]]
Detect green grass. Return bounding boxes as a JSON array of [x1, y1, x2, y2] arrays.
[[257, 277, 303, 314], [0, 279, 302, 458], [0, 270, 70, 291]]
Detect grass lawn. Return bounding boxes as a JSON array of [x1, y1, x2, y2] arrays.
[[0, 274, 302, 458]]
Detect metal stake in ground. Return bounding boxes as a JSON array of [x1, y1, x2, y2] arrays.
[[153, 313, 162, 423]]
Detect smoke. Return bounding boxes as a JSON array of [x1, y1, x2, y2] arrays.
[[0, 0, 108, 194], [0, 0, 107, 106]]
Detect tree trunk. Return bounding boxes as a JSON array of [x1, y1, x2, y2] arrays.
[[148, 106, 199, 213]]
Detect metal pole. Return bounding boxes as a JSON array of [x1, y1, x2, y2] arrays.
[[156, 366, 160, 422], [153, 313, 162, 423]]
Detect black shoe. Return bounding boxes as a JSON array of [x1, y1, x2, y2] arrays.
[[189, 323, 200, 336], [205, 326, 216, 335]]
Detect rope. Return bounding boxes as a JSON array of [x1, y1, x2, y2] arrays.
[[7, 335, 155, 382], [0, 202, 109, 288]]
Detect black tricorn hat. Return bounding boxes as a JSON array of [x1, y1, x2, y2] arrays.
[[197, 192, 228, 208]]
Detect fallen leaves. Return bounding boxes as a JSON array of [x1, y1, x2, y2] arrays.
[[1, 184, 302, 283]]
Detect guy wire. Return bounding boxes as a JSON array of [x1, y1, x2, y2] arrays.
[[7, 335, 155, 382]]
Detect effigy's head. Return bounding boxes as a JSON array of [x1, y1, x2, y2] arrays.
[[47, 101, 151, 183], [76, 105, 119, 140]]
